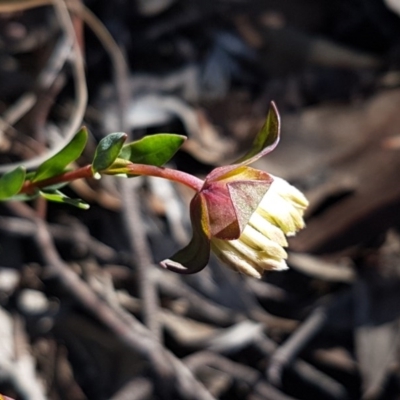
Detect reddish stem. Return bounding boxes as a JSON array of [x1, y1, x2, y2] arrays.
[[19, 163, 204, 195], [20, 165, 94, 195], [125, 164, 204, 192]]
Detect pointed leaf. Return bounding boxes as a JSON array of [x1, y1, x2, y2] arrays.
[[7, 193, 38, 201], [40, 190, 89, 209], [33, 127, 88, 182], [39, 181, 70, 191], [160, 193, 210, 274], [25, 171, 36, 180], [0, 166, 26, 200], [234, 101, 280, 165], [120, 134, 186, 166], [92, 132, 127, 173], [204, 104, 280, 182]]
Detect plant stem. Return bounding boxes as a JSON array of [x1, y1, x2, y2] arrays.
[[20, 165, 94, 194], [19, 163, 204, 195], [125, 164, 204, 192]]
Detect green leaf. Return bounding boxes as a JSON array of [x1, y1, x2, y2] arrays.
[[7, 193, 39, 201], [92, 132, 127, 173], [40, 190, 89, 210], [33, 127, 88, 182], [25, 171, 36, 181], [234, 101, 280, 165], [119, 134, 186, 166], [40, 181, 70, 191], [0, 166, 26, 200]]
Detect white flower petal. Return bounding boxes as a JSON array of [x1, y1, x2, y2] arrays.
[[211, 240, 263, 278], [258, 178, 307, 235], [258, 200, 298, 235], [212, 236, 285, 272], [272, 176, 309, 209], [240, 225, 287, 259], [249, 212, 288, 246], [260, 257, 289, 271]]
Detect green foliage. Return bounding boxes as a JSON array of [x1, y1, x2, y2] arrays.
[[119, 133, 186, 166], [92, 132, 127, 173], [0, 128, 187, 208], [32, 127, 88, 182], [0, 166, 26, 200], [40, 190, 89, 209]]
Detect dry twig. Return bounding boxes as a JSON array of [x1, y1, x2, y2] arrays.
[[33, 217, 215, 400]]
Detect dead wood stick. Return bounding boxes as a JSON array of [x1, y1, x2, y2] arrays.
[[0, 308, 46, 400], [255, 335, 349, 400], [205, 321, 264, 353], [119, 181, 162, 340], [185, 351, 297, 400], [109, 377, 153, 400], [0, 0, 87, 173], [288, 252, 356, 283], [0, 30, 71, 145], [212, 263, 298, 332], [0, 216, 117, 262], [33, 218, 215, 400], [267, 306, 328, 386], [0, 0, 162, 339], [100, 7, 163, 340], [0, 94, 36, 141], [73, 0, 163, 339], [154, 270, 235, 326]]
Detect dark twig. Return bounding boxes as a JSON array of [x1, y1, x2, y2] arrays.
[[154, 269, 235, 326], [110, 377, 153, 400], [74, 0, 164, 339], [0, 309, 47, 400], [185, 351, 297, 400], [267, 306, 328, 386], [0, 216, 118, 263], [0, 0, 88, 173], [255, 335, 349, 400], [288, 252, 355, 283], [109, 28, 163, 340], [120, 181, 163, 339], [0, 29, 71, 144], [33, 217, 215, 400]]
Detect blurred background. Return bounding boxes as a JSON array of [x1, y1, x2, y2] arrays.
[[1, 0, 400, 399]]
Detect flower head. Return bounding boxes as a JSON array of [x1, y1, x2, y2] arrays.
[[211, 176, 308, 278], [160, 102, 308, 278]]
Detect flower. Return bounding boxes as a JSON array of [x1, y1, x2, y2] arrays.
[[160, 102, 308, 278], [211, 176, 308, 278]]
